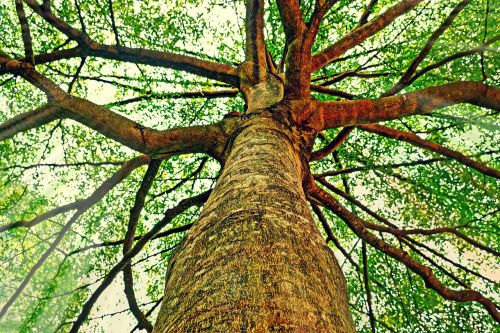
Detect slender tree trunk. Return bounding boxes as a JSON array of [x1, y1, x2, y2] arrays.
[[153, 112, 355, 332]]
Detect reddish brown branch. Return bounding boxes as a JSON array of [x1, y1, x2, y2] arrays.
[[310, 127, 354, 161], [308, 81, 500, 130], [276, 0, 306, 42], [312, 0, 424, 71], [307, 182, 500, 322], [245, 0, 267, 80], [359, 124, 500, 179], [0, 56, 237, 158]]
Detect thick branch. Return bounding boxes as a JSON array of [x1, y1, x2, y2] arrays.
[[245, 0, 266, 79], [312, 0, 424, 71], [359, 124, 500, 179], [0, 104, 61, 141], [307, 182, 500, 322], [0, 156, 149, 319], [22, 0, 239, 85], [276, 0, 306, 42], [0, 59, 233, 157], [308, 81, 500, 130]]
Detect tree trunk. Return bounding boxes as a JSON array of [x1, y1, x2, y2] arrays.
[[153, 113, 356, 332]]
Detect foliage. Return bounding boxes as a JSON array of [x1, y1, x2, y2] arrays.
[[0, 0, 498, 332]]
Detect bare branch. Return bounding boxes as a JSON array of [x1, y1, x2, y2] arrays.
[[68, 223, 193, 256], [306, 182, 500, 322], [307, 1, 338, 46], [276, 0, 306, 42], [307, 81, 500, 130], [383, 0, 471, 96], [0, 156, 149, 319], [310, 85, 354, 99], [314, 178, 499, 281], [314, 157, 446, 177], [359, 124, 500, 179], [107, 0, 120, 45], [107, 89, 239, 108], [312, 0, 424, 71], [67, 56, 85, 93], [406, 36, 499, 88]]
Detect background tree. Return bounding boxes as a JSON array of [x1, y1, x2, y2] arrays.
[[0, 0, 499, 332]]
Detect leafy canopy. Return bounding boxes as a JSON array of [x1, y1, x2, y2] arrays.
[[0, 0, 498, 332]]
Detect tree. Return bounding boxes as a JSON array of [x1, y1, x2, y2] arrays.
[[0, 0, 498, 331]]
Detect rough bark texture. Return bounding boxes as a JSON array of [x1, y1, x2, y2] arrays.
[[153, 114, 355, 332]]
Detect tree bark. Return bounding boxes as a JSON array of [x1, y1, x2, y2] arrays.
[[153, 114, 355, 332]]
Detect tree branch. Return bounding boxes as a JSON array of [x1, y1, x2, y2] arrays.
[[15, 0, 34, 65], [358, 0, 379, 27], [383, 0, 471, 96], [307, 81, 500, 130], [314, 157, 447, 177], [358, 124, 500, 179], [362, 241, 376, 333], [22, 0, 239, 86], [306, 181, 500, 322], [122, 160, 161, 332], [0, 58, 235, 158], [0, 104, 61, 141], [312, 0, 424, 71], [276, 0, 306, 42], [245, 0, 266, 80], [310, 202, 360, 270], [68, 190, 211, 333], [0, 156, 149, 319], [310, 126, 354, 161]]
